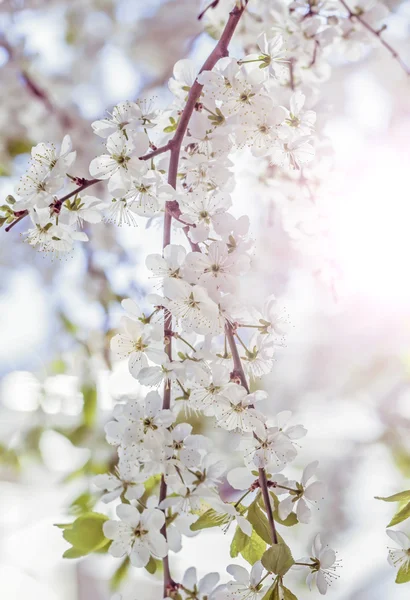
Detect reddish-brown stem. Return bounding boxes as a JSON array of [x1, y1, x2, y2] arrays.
[[4, 178, 101, 233], [225, 322, 278, 545], [258, 468, 278, 544], [339, 0, 410, 75], [139, 142, 173, 161], [157, 4, 250, 595], [4, 213, 27, 232], [289, 58, 295, 90]]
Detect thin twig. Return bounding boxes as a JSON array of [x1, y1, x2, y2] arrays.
[[339, 0, 410, 75], [4, 178, 100, 233], [225, 322, 278, 545]]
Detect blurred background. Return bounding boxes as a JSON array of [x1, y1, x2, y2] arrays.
[[1, 0, 410, 598]]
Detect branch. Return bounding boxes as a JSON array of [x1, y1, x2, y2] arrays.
[[225, 322, 278, 545], [339, 0, 410, 75], [4, 178, 100, 233], [158, 3, 250, 595], [139, 141, 173, 161]]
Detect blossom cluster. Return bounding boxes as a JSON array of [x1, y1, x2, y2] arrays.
[[2, 0, 405, 596]]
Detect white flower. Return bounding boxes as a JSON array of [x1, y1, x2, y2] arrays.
[[241, 422, 299, 470], [103, 504, 168, 567], [387, 530, 410, 570], [123, 170, 175, 217], [16, 163, 63, 209], [179, 190, 232, 243], [282, 91, 316, 137], [208, 498, 252, 537], [236, 104, 286, 157], [184, 241, 250, 293], [300, 534, 339, 595], [24, 207, 88, 254], [260, 295, 291, 338], [270, 134, 315, 170], [166, 513, 199, 553], [105, 391, 175, 446], [111, 317, 167, 377], [30, 134, 76, 176], [93, 466, 145, 504], [146, 244, 186, 282], [92, 101, 145, 138], [245, 33, 288, 78], [179, 567, 220, 599], [169, 59, 198, 102], [189, 363, 231, 415], [222, 561, 267, 600], [278, 461, 325, 524], [215, 384, 266, 432], [164, 279, 221, 335], [64, 194, 104, 226], [89, 131, 149, 193]]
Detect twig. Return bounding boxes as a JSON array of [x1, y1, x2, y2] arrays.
[[4, 178, 100, 233], [225, 322, 278, 545], [339, 0, 410, 75], [198, 0, 220, 20], [289, 57, 295, 90]]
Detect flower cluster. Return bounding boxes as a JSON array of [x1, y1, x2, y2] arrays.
[[93, 12, 340, 597], [3, 0, 407, 596]]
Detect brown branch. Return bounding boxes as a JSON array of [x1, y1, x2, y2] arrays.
[[4, 212, 27, 232], [339, 0, 410, 75], [139, 142, 173, 161], [289, 58, 295, 90], [225, 322, 278, 545], [4, 178, 100, 233], [157, 3, 250, 595], [258, 468, 279, 544]]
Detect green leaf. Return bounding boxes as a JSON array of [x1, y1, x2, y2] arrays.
[[262, 582, 280, 600], [388, 502, 410, 527], [270, 493, 298, 527], [58, 512, 110, 557], [261, 542, 295, 576], [376, 491, 410, 503], [282, 585, 298, 599], [144, 555, 158, 574], [241, 529, 266, 565], [69, 491, 97, 515], [111, 557, 130, 590], [230, 526, 249, 558], [63, 547, 88, 559], [230, 526, 266, 565], [190, 508, 230, 531], [396, 561, 410, 584], [247, 498, 272, 544], [82, 385, 97, 427]]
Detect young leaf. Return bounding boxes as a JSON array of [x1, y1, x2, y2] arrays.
[[262, 581, 280, 600], [110, 557, 130, 591], [261, 542, 295, 576], [247, 498, 272, 544], [376, 491, 410, 503], [144, 555, 158, 575], [388, 502, 410, 527], [230, 526, 249, 558], [396, 561, 410, 584], [240, 529, 266, 565], [63, 547, 88, 559], [282, 585, 298, 599], [59, 512, 110, 556], [190, 508, 230, 531]]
